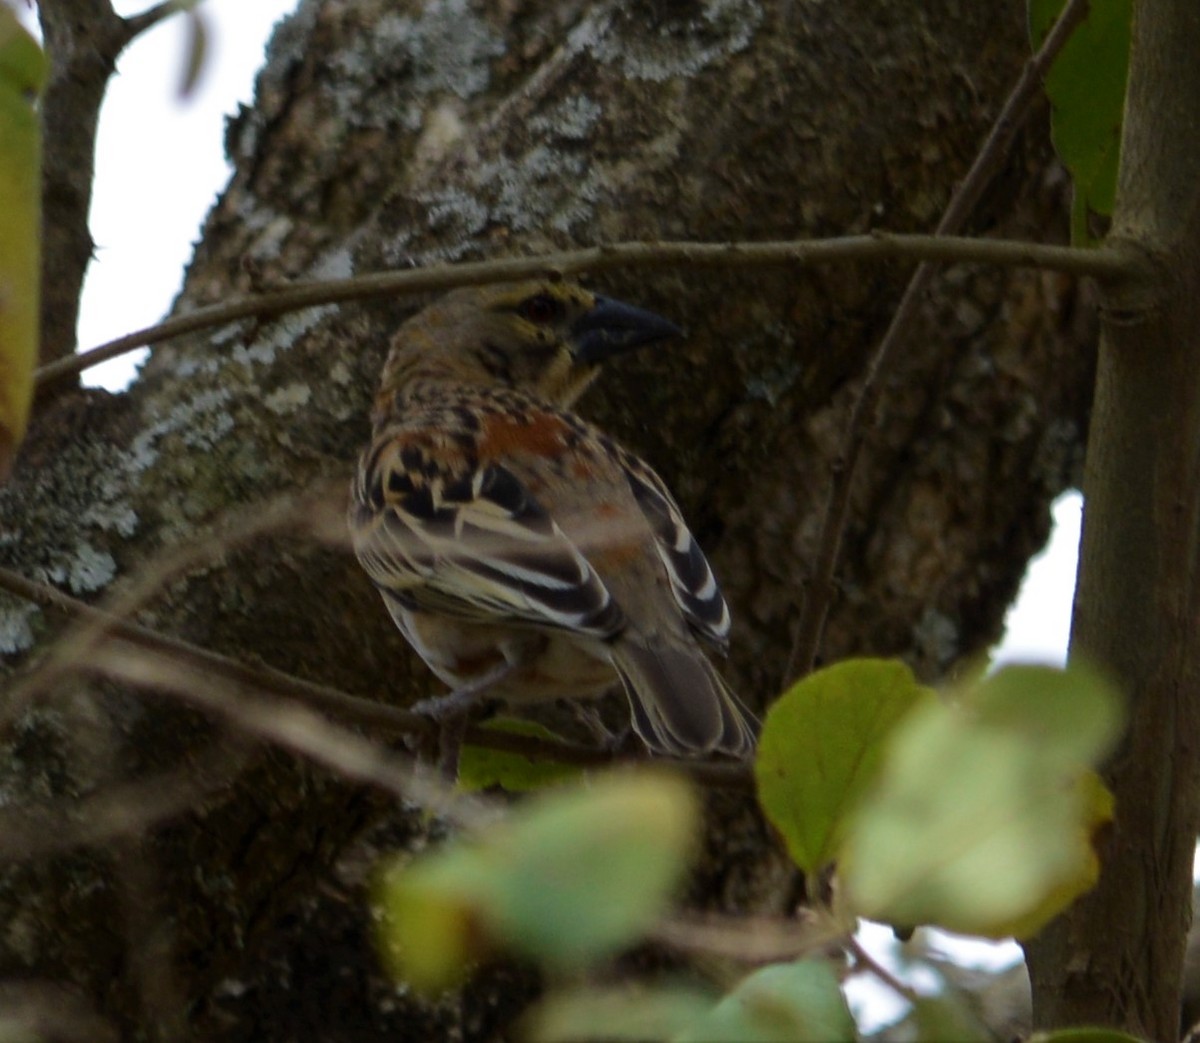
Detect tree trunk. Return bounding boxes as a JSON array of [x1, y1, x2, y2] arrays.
[[1, 0, 1091, 1036], [1025, 1, 1200, 1038]]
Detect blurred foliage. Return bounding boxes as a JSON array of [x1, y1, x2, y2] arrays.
[[374, 770, 697, 991], [373, 658, 1123, 1038], [0, 8, 45, 479], [842, 662, 1120, 938]]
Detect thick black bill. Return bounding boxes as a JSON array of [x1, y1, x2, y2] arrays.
[[569, 296, 683, 364]]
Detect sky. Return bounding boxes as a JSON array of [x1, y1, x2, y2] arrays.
[[21, 0, 1086, 1031], [33, 0, 305, 387]]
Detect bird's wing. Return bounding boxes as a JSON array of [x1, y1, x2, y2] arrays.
[[352, 435, 626, 639], [619, 453, 731, 651]]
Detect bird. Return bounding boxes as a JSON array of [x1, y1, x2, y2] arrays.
[[349, 279, 756, 766]]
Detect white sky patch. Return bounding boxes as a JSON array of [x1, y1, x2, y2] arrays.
[[993, 491, 1081, 667], [79, 0, 303, 390]]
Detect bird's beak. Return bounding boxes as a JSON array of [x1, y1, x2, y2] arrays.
[[569, 296, 683, 365]]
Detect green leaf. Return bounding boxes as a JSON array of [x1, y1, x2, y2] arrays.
[[1029, 0, 1131, 245], [484, 770, 697, 963], [458, 718, 582, 792], [908, 994, 991, 1042], [0, 9, 45, 480], [755, 658, 933, 873], [523, 984, 715, 1042], [1030, 1030, 1147, 1043], [842, 662, 1121, 938], [675, 959, 855, 1043], [375, 770, 698, 989]]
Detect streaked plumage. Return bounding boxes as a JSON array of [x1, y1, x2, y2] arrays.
[[350, 280, 755, 757]]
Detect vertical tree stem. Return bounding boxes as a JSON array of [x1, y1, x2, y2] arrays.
[[1026, 3, 1200, 1038]]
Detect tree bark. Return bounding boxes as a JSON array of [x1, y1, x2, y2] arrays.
[[1025, 2, 1200, 1038], [1, 0, 1091, 1036]]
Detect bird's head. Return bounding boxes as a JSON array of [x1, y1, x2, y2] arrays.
[[377, 280, 682, 410]]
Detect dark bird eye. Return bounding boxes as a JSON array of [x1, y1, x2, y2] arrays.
[[517, 294, 563, 325]]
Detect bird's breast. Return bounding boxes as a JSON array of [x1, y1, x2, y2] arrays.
[[391, 603, 617, 704]]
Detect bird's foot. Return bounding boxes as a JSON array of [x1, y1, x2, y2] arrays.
[[561, 700, 641, 756], [412, 662, 515, 780]]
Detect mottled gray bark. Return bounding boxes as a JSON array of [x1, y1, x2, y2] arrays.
[[1, 0, 1089, 1037]]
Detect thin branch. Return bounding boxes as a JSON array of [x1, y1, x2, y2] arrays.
[[651, 910, 842, 965], [0, 559, 434, 740], [0, 563, 755, 791], [0, 478, 347, 724], [121, 1, 189, 41], [846, 934, 922, 1006], [786, 0, 1095, 680], [34, 234, 1141, 391], [938, 0, 1094, 237], [91, 640, 500, 830]]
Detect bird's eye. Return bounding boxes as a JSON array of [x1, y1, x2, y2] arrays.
[[517, 294, 563, 325]]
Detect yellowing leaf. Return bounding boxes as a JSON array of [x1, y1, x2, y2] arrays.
[[374, 849, 492, 992], [0, 10, 44, 479], [842, 663, 1121, 938], [989, 770, 1113, 938], [755, 658, 933, 873]]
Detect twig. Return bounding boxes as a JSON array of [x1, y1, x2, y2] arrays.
[[0, 561, 433, 739], [651, 910, 842, 964], [34, 234, 1140, 391], [786, 0, 1095, 680], [0, 479, 344, 724], [0, 563, 756, 791], [846, 934, 922, 1006], [122, 1, 189, 40], [91, 639, 499, 830]]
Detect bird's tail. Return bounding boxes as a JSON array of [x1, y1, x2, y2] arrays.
[[611, 640, 757, 757]]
